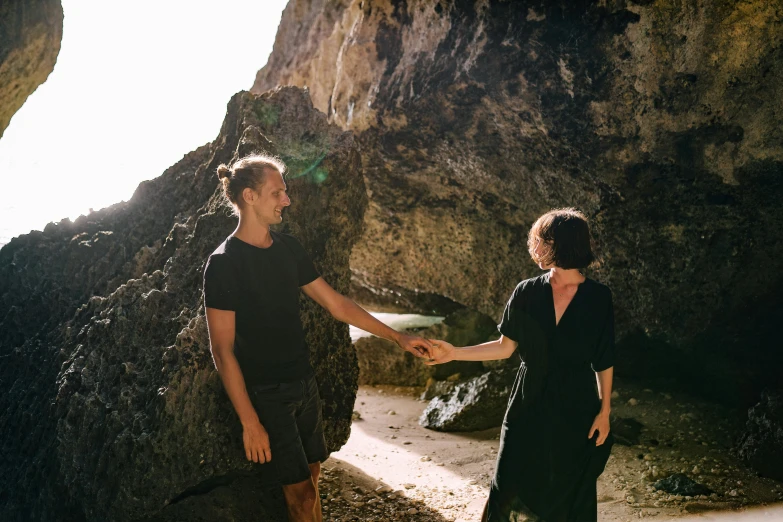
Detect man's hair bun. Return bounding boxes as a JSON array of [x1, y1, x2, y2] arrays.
[[216, 164, 231, 180]]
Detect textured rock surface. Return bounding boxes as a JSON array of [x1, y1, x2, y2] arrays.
[[735, 389, 783, 481], [0, 87, 366, 521], [419, 367, 516, 432], [356, 335, 433, 386], [653, 473, 713, 497], [254, 0, 783, 404], [0, 0, 63, 138]]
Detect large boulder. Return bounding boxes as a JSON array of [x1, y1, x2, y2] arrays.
[[735, 389, 783, 482], [0, 87, 366, 521], [0, 0, 63, 138], [419, 367, 517, 432], [253, 0, 783, 404]]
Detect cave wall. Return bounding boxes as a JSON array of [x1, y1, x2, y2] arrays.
[[253, 0, 783, 401], [0, 0, 63, 138], [0, 87, 365, 521]]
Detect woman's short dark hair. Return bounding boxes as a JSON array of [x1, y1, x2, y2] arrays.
[[527, 208, 596, 269]]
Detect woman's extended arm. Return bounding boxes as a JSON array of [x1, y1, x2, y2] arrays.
[[425, 336, 518, 365]]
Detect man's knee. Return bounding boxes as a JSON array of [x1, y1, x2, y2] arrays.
[[283, 479, 317, 512]]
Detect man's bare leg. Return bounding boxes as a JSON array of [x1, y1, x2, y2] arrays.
[[309, 462, 322, 522], [282, 477, 317, 522]]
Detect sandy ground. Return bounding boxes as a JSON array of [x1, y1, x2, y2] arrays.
[[318, 383, 783, 521]]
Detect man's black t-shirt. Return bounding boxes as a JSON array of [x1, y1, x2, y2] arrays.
[[203, 232, 320, 385]]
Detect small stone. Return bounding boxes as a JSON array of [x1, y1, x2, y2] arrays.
[[692, 466, 700, 474], [404, 483, 416, 489], [403, 441, 412, 445], [729, 489, 738, 497], [420, 455, 431, 462], [611, 390, 620, 399], [407, 508, 418, 515], [387, 410, 396, 415], [351, 410, 362, 420], [627, 398, 639, 406]]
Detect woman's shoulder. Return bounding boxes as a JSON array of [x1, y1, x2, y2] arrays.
[[584, 277, 613, 302], [508, 273, 549, 301], [519, 273, 549, 290]]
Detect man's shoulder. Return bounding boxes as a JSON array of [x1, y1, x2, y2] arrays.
[[206, 239, 237, 270]]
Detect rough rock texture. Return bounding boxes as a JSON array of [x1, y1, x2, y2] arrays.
[[0, 0, 63, 138], [253, 0, 783, 404], [735, 389, 783, 481], [653, 473, 713, 497], [419, 367, 516, 432], [0, 87, 366, 521], [356, 335, 433, 386]]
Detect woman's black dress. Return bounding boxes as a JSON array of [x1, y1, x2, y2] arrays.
[[486, 272, 615, 522]]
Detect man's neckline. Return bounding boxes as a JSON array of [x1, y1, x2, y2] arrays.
[[230, 232, 276, 250]]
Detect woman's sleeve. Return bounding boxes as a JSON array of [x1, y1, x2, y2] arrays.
[[591, 290, 615, 372], [203, 255, 239, 311], [497, 283, 525, 343]]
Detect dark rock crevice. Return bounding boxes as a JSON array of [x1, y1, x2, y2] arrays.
[[253, 0, 783, 407]]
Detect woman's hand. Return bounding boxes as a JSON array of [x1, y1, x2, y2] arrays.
[[424, 339, 456, 365], [588, 410, 611, 446]]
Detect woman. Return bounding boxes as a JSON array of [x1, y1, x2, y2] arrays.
[[428, 208, 615, 522]]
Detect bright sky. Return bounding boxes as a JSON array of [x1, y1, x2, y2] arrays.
[[0, 0, 288, 245]]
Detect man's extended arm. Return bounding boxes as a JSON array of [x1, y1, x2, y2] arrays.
[[301, 277, 432, 357], [205, 307, 272, 463]]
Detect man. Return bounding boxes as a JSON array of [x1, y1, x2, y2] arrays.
[[203, 154, 431, 522]]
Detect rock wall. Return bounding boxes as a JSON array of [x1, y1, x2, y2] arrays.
[[253, 0, 783, 403], [0, 87, 366, 521], [0, 0, 63, 138]]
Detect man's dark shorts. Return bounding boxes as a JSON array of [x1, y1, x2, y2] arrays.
[[248, 374, 328, 485]]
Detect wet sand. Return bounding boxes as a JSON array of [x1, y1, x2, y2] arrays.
[[319, 383, 783, 521]]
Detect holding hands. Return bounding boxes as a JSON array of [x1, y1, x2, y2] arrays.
[[394, 332, 434, 358], [424, 339, 456, 365]]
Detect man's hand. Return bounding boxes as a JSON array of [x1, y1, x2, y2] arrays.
[[424, 339, 456, 366], [395, 333, 432, 358], [243, 420, 272, 463], [588, 410, 611, 446]]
